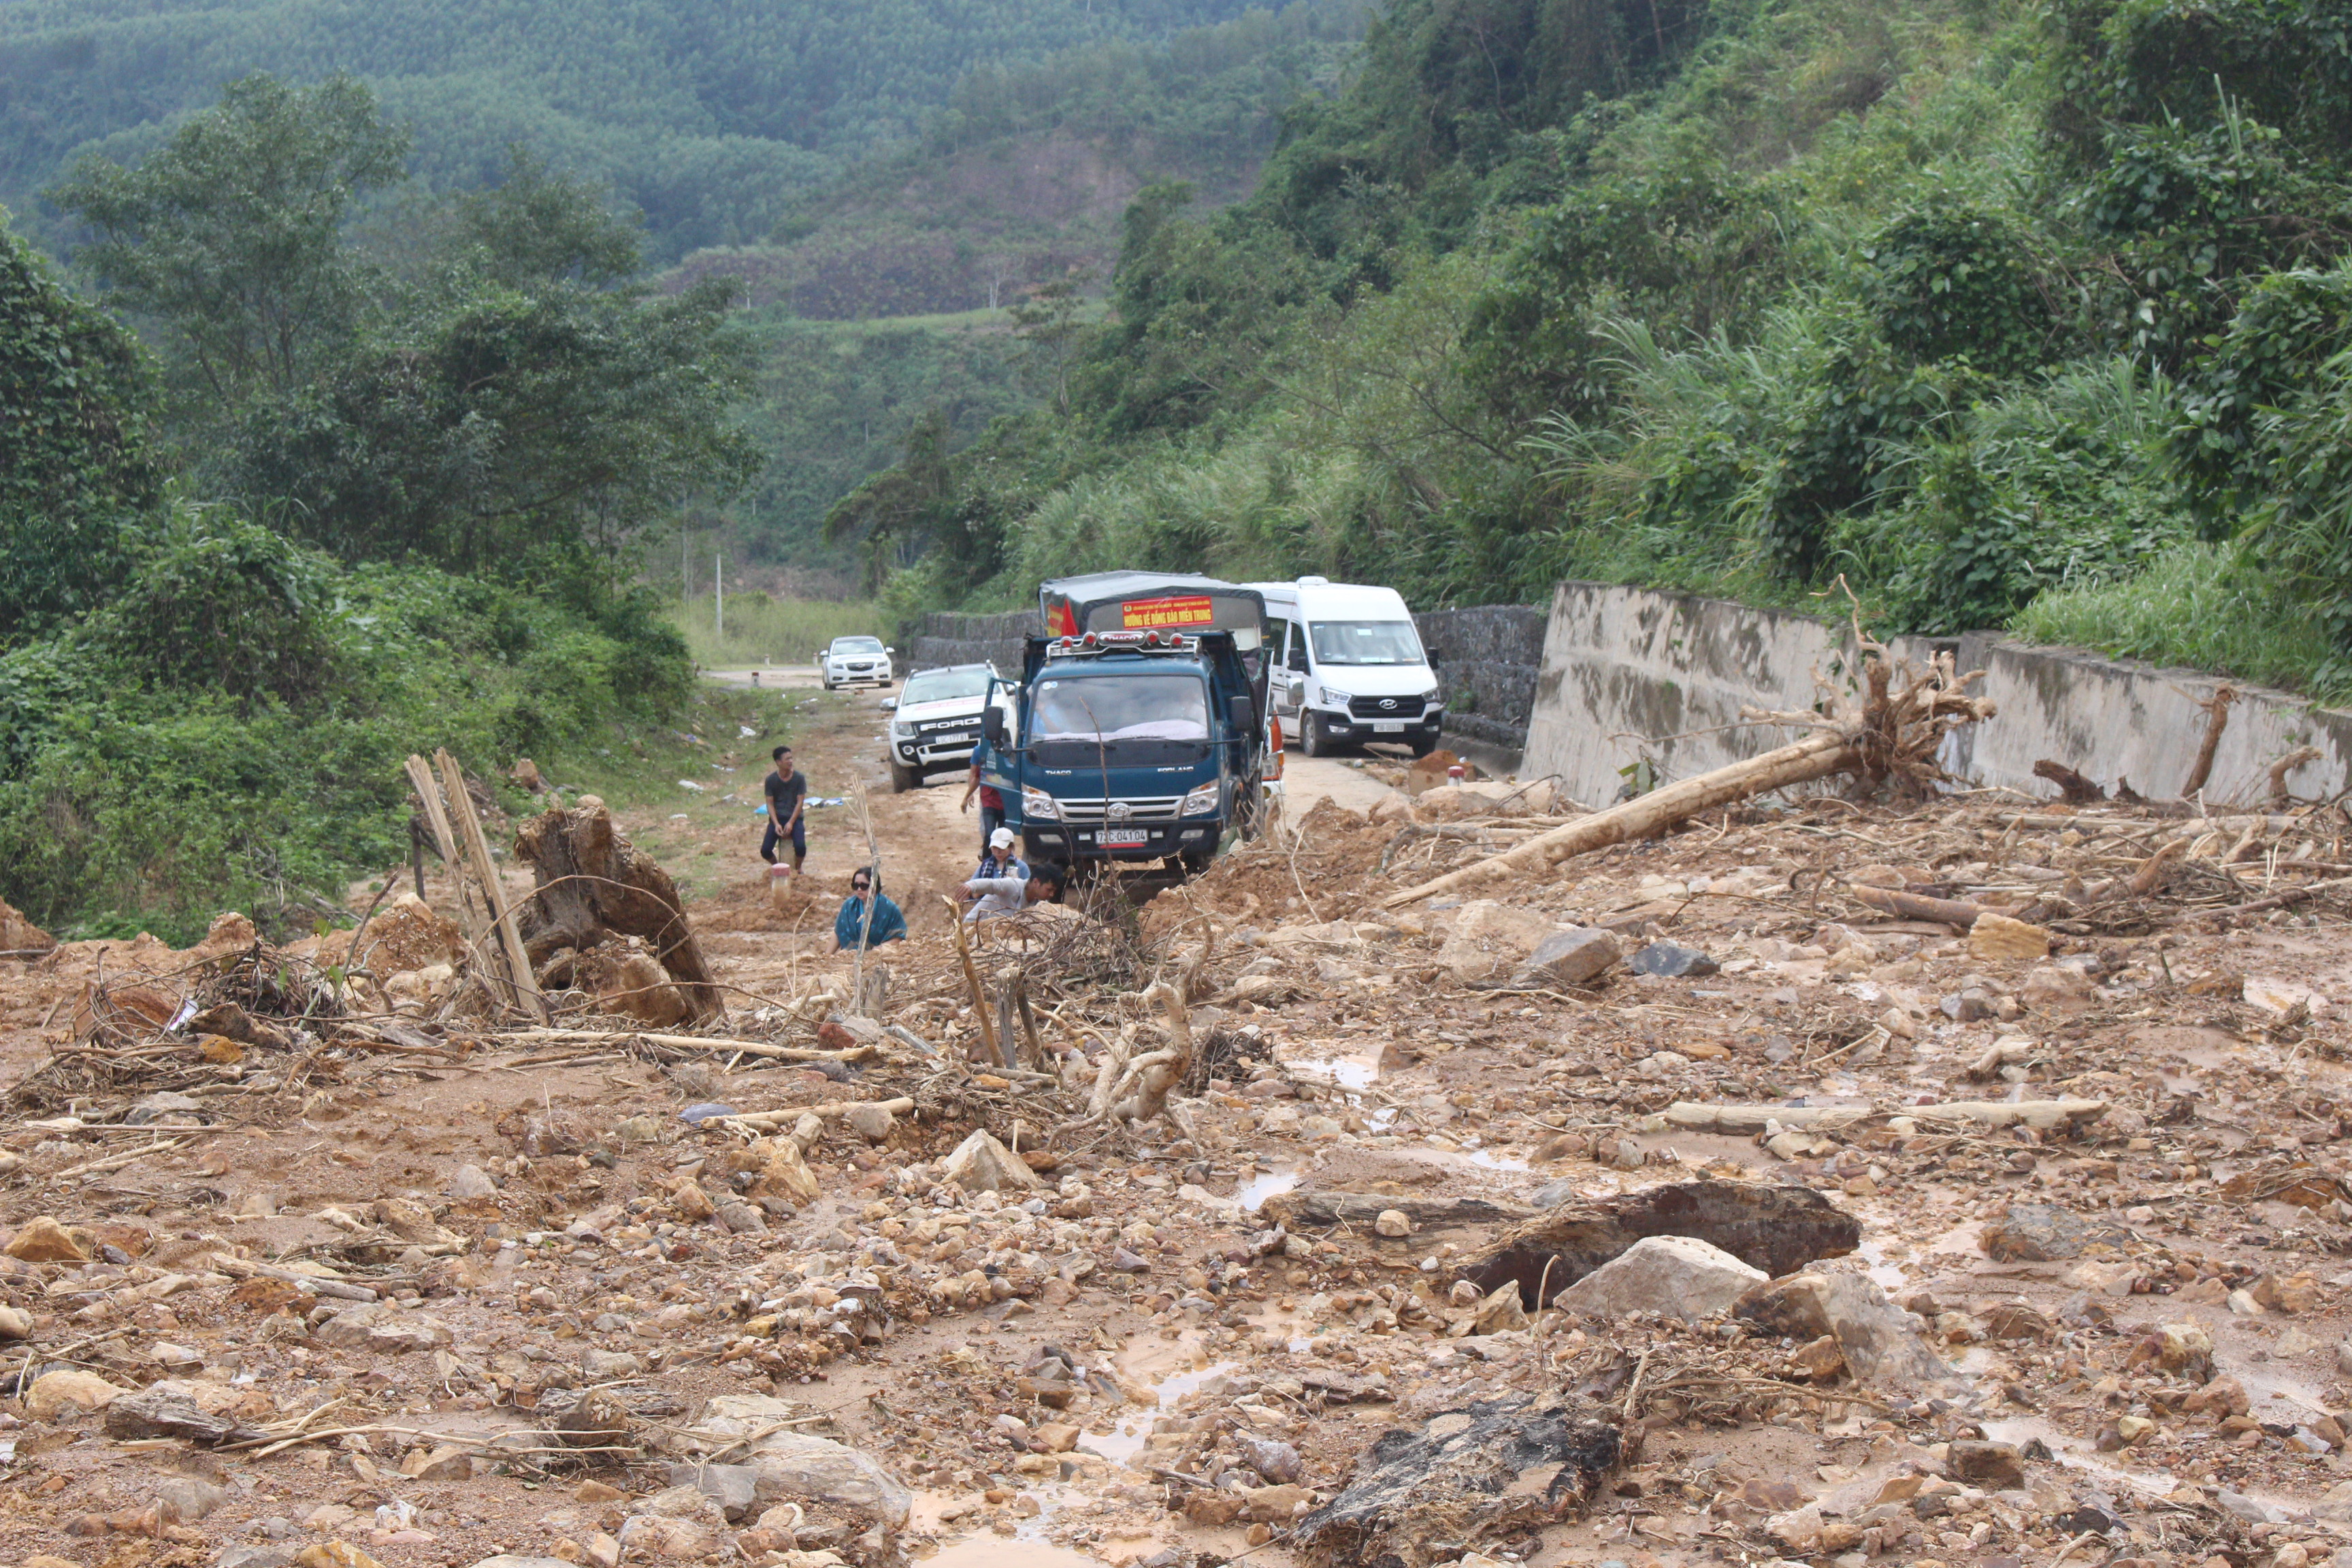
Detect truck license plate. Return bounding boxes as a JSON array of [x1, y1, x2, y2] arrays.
[[1099, 828, 1149, 847], [1372, 720, 1405, 733]]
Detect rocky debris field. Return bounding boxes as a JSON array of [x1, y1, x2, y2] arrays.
[[0, 689, 2349, 1568]]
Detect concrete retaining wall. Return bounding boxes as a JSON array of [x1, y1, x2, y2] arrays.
[[1521, 580, 2352, 808], [904, 609, 1036, 677], [1415, 606, 1548, 751]]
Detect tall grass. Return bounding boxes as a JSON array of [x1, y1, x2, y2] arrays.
[[2010, 544, 2351, 702], [668, 594, 887, 668]]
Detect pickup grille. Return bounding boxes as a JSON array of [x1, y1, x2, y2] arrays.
[[1347, 695, 1426, 719], [1058, 795, 1184, 822]]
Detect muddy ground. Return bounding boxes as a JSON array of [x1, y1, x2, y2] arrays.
[[0, 681, 2347, 1568]]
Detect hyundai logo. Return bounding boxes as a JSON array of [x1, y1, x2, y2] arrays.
[[1379, 698, 1396, 710]]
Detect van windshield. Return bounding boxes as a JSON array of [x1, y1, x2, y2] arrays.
[[1309, 620, 1424, 666]]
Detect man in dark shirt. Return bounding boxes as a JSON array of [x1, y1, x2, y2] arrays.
[[761, 746, 808, 872]]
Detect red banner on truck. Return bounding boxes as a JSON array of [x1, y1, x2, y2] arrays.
[[1120, 595, 1215, 630]]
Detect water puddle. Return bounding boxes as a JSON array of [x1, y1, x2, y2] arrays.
[[1090, 1346, 1240, 1470], [1236, 1166, 1298, 1212], [1855, 1236, 1908, 1292], [1980, 1415, 2179, 1501]]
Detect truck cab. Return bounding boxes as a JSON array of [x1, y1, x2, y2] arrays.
[[981, 572, 1269, 875]]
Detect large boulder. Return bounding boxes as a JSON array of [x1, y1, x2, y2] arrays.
[[1437, 901, 1558, 982], [693, 1396, 913, 1529], [939, 1130, 1043, 1194], [1552, 1236, 1766, 1323]]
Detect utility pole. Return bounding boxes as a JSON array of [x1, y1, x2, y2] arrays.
[[715, 551, 724, 642]]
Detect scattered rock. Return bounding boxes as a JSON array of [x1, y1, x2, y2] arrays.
[[1437, 901, 1556, 982], [103, 1388, 258, 1443], [447, 1166, 499, 1200], [5, 1215, 88, 1262], [1552, 1235, 1766, 1323], [1981, 1203, 2127, 1262], [1969, 913, 2051, 960], [844, 1102, 896, 1143], [1514, 927, 1620, 987], [1472, 1280, 1529, 1335], [940, 1130, 1044, 1193], [1626, 942, 1718, 979], [2021, 964, 2098, 1011], [24, 1369, 128, 1419], [1374, 1209, 1413, 1239], [1737, 1273, 1957, 1392], [752, 1136, 822, 1205], [312, 1302, 455, 1353], [1948, 1441, 2026, 1489]]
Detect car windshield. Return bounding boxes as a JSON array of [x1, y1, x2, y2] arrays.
[[834, 638, 885, 654], [1309, 619, 1424, 666], [900, 669, 991, 704], [1030, 675, 1208, 745]]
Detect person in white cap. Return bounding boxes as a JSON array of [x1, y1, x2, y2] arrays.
[[958, 826, 1028, 919]]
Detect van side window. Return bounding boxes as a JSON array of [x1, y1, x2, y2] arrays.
[[1285, 622, 1311, 672]]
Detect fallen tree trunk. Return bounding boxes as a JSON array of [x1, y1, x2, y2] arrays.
[[1455, 1180, 1861, 1310], [1384, 634, 1995, 907], [1850, 885, 1985, 928], [1263, 1192, 1536, 1230], [512, 802, 723, 1023], [1384, 730, 1858, 906]]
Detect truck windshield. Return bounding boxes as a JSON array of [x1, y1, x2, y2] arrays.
[[1030, 674, 1209, 756], [1309, 620, 1424, 666]]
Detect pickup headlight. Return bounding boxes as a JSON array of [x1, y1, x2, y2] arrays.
[[1319, 687, 1353, 706], [889, 721, 915, 739], [1180, 781, 1221, 816], [1021, 786, 1062, 821]]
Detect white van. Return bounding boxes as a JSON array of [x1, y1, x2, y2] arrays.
[[1249, 577, 1443, 757]]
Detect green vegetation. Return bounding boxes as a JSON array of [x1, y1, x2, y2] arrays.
[[669, 595, 889, 670], [830, 0, 2352, 700], [0, 77, 759, 940], [0, 0, 1306, 260]]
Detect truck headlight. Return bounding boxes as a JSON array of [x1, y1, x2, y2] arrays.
[[1320, 687, 1352, 706], [1021, 787, 1062, 822], [1180, 781, 1221, 816]]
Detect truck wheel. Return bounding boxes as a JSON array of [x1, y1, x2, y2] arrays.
[[1302, 712, 1334, 757], [889, 762, 920, 794], [1179, 847, 1216, 876]]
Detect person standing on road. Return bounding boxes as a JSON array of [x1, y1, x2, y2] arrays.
[[834, 868, 906, 950], [960, 747, 1004, 851], [760, 745, 808, 872]]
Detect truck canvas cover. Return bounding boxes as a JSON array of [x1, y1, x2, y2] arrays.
[[1039, 572, 1264, 647]]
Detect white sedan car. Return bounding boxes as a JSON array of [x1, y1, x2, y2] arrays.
[[817, 636, 894, 689]]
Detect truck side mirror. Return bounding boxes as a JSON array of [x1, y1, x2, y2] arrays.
[[1229, 694, 1256, 734], [983, 708, 1008, 748]]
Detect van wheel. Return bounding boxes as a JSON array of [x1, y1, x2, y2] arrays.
[[1407, 733, 1439, 759], [889, 762, 920, 794], [1302, 712, 1335, 757]]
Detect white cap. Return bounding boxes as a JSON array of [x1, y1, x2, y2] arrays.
[[990, 827, 1017, 849]]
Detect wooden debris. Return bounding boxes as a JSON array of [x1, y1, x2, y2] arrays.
[[512, 799, 722, 1022]]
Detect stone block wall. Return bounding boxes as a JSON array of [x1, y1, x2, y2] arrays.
[[904, 610, 1037, 677], [1414, 605, 1548, 750]]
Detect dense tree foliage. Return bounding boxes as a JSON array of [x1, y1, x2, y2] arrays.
[[0, 217, 159, 641], [835, 0, 2352, 699], [0, 0, 1294, 258], [2, 76, 744, 937]]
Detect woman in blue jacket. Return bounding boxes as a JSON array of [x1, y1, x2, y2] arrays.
[[834, 868, 907, 951]]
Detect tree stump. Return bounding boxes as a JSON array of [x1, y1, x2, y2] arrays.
[[513, 802, 724, 1023]]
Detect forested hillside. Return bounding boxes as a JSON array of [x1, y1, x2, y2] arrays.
[[830, 0, 2352, 701], [0, 0, 1282, 258], [1, 77, 752, 941]]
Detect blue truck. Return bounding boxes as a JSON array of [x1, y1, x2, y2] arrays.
[[979, 572, 1271, 875]]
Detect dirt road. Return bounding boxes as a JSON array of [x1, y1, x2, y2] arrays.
[[0, 672, 2347, 1568]]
